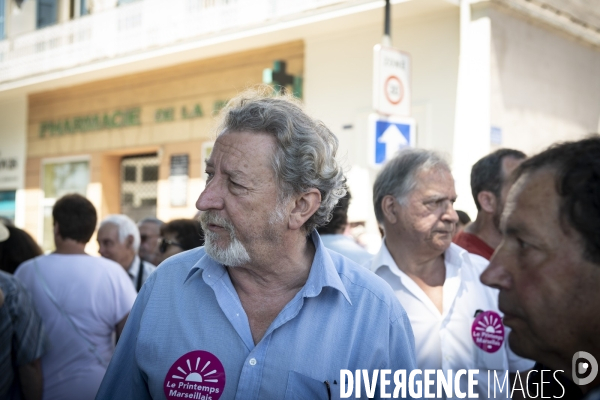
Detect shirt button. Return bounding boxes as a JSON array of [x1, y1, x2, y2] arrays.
[[249, 358, 257, 366]]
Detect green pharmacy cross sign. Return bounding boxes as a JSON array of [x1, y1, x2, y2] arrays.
[[263, 60, 303, 98]]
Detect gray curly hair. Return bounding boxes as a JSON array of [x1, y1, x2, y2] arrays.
[[215, 87, 346, 233]]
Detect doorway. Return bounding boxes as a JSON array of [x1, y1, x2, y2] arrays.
[[120, 154, 159, 222]]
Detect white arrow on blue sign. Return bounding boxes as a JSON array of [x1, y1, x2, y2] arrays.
[[369, 113, 416, 167]]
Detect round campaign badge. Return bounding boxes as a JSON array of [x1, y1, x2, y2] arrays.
[[471, 310, 505, 353], [164, 350, 226, 400]]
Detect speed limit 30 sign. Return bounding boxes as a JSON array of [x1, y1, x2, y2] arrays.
[[373, 45, 411, 116]]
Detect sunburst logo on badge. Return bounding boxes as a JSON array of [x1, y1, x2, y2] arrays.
[[164, 350, 226, 400], [171, 356, 220, 383], [471, 310, 505, 353], [474, 313, 503, 336]]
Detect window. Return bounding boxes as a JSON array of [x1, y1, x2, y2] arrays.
[[142, 165, 159, 182], [80, 0, 88, 16], [140, 198, 157, 206], [42, 160, 89, 251], [0, 0, 5, 40], [122, 192, 134, 205], [37, 0, 58, 29], [124, 166, 137, 182]]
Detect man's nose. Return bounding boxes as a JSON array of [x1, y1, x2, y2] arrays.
[[442, 201, 459, 223], [480, 246, 512, 290], [196, 180, 225, 211]]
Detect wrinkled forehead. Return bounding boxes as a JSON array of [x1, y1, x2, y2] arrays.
[[209, 131, 278, 181], [411, 166, 455, 192], [212, 131, 275, 158]]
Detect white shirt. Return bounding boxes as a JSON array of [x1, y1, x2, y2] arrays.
[[15, 254, 137, 400], [127, 255, 156, 292], [371, 242, 534, 399]]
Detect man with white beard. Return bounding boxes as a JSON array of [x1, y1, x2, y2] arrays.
[[97, 88, 417, 400]]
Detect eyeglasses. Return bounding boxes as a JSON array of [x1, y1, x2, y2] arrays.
[[159, 238, 182, 254]]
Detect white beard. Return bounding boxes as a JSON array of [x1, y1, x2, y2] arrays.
[[200, 212, 251, 267]]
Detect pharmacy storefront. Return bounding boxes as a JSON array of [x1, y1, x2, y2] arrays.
[[23, 41, 303, 251]]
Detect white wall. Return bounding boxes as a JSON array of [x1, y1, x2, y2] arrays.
[[7, 0, 36, 37], [452, 3, 492, 217], [489, 4, 600, 156], [304, 7, 461, 250]]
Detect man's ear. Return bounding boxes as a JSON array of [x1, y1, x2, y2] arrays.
[[288, 188, 321, 231], [125, 234, 134, 250], [53, 222, 61, 239], [477, 191, 497, 214], [381, 195, 399, 225]]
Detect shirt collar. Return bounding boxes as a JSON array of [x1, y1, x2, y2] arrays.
[[183, 231, 351, 304], [301, 231, 351, 304], [128, 255, 141, 279], [370, 238, 397, 273], [371, 239, 465, 279]]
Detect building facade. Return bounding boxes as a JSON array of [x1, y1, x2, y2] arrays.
[[1, 0, 599, 252]]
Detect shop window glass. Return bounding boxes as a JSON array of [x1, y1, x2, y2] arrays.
[[0, 190, 16, 222], [37, 0, 58, 28], [42, 160, 89, 251]]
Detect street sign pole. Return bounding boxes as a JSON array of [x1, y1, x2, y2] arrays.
[[383, 0, 391, 46], [370, 1, 416, 166]]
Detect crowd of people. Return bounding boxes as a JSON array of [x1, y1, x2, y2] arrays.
[[0, 88, 598, 400]]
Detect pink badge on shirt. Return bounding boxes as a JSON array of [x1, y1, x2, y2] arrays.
[[471, 310, 505, 353], [164, 350, 226, 400]]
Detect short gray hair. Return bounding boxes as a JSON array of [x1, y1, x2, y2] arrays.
[[100, 214, 141, 252], [373, 148, 450, 223], [215, 87, 346, 233]]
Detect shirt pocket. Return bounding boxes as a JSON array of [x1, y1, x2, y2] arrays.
[[284, 370, 342, 400]]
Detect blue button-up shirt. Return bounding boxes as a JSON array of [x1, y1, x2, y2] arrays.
[[97, 232, 416, 399]]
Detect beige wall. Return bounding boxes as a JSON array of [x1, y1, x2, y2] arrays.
[[24, 41, 304, 243], [489, 4, 600, 155]]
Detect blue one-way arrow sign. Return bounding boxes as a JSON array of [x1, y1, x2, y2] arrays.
[[369, 114, 416, 166]]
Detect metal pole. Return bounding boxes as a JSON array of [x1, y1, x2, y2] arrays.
[[383, 0, 391, 46]]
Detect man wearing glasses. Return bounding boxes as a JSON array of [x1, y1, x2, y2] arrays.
[[97, 89, 417, 399], [370, 148, 534, 398]]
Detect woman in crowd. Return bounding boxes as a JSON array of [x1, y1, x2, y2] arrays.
[[155, 218, 204, 265]]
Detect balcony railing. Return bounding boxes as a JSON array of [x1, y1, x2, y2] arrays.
[[0, 0, 345, 85]]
